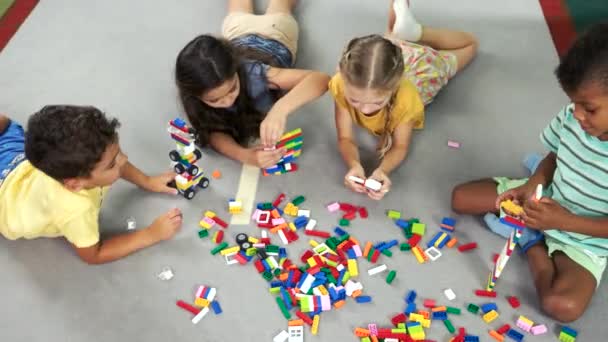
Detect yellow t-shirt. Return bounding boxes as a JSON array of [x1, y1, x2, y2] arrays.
[[328, 73, 425, 135], [0, 161, 108, 248]]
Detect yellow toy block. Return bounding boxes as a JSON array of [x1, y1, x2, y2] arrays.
[[199, 220, 213, 229], [421, 319, 431, 328], [248, 236, 259, 244], [204, 211, 216, 218], [482, 310, 499, 323], [289, 222, 297, 232], [347, 259, 359, 277], [309, 240, 320, 248], [194, 298, 210, 308], [220, 246, 240, 256], [412, 246, 427, 264], [409, 313, 424, 322], [317, 285, 328, 296], [500, 200, 524, 216], [311, 314, 320, 335], [410, 331, 425, 340]]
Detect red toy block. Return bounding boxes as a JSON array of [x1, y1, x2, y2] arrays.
[[475, 289, 497, 298], [423, 299, 436, 308], [254, 260, 265, 273], [300, 250, 314, 263], [358, 206, 368, 218], [507, 296, 521, 308], [493, 253, 499, 262], [234, 252, 248, 265], [296, 311, 314, 325], [212, 216, 228, 228], [213, 230, 224, 244], [339, 202, 357, 212], [261, 238, 271, 244], [457, 327, 466, 337], [391, 313, 407, 325], [370, 249, 381, 263], [304, 230, 331, 238], [343, 211, 357, 220], [458, 242, 478, 252], [258, 222, 274, 229], [408, 234, 422, 246], [497, 324, 511, 334], [272, 193, 286, 208], [504, 215, 526, 227], [176, 300, 200, 315]]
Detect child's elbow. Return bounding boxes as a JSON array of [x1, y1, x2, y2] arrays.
[[311, 72, 331, 91]]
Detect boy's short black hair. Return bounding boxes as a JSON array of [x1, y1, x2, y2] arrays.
[[25, 105, 120, 181], [556, 23, 608, 93]]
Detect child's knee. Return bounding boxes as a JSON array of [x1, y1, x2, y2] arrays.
[[541, 294, 585, 323]]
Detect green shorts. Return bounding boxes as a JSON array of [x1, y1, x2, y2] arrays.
[[494, 177, 607, 286]]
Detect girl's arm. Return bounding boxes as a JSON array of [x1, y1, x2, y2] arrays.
[[261, 67, 330, 146], [377, 120, 415, 175], [209, 131, 284, 168], [335, 102, 366, 193]]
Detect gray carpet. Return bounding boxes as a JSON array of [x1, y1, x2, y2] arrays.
[[0, 0, 604, 341]]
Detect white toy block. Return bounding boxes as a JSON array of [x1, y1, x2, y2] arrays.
[[273, 330, 289, 342], [191, 306, 210, 324], [126, 217, 136, 230], [278, 229, 289, 245], [348, 175, 365, 184], [368, 264, 388, 276], [305, 218, 317, 231], [288, 325, 303, 342], [297, 209, 311, 218], [225, 252, 238, 265], [443, 288, 456, 301], [156, 267, 174, 280], [424, 246, 442, 261], [364, 178, 382, 191]]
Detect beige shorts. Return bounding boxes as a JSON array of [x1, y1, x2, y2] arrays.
[[222, 12, 299, 61]]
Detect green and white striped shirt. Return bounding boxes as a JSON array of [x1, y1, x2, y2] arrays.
[[541, 104, 608, 256]]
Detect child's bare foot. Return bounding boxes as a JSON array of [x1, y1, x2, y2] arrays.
[[391, 0, 422, 42]]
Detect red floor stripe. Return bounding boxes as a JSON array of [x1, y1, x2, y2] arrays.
[[0, 0, 39, 52], [539, 0, 577, 56]]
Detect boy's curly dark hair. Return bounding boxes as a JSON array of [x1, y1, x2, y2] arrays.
[[25, 105, 120, 181], [556, 23, 608, 93]]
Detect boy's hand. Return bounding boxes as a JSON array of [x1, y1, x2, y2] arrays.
[[495, 183, 536, 213], [344, 164, 367, 193], [260, 111, 286, 147], [149, 208, 183, 241], [367, 168, 391, 200], [249, 146, 286, 168], [522, 197, 571, 230], [144, 172, 179, 195]]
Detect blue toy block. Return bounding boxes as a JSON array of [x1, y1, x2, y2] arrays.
[[395, 219, 410, 229], [334, 227, 347, 236], [294, 216, 308, 228], [405, 302, 416, 314], [561, 326, 578, 337], [436, 233, 451, 248], [279, 248, 287, 259], [442, 217, 456, 226], [276, 207, 284, 216], [427, 232, 443, 248], [385, 240, 398, 249], [507, 329, 524, 342], [347, 249, 357, 259], [406, 322, 421, 329], [464, 336, 479, 342], [280, 288, 292, 310], [355, 296, 372, 303], [270, 280, 283, 288], [432, 311, 448, 320], [329, 287, 339, 301], [480, 302, 498, 313], [211, 300, 223, 314], [173, 118, 187, 127], [405, 290, 417, 303]]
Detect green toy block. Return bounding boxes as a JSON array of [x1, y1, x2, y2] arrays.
[[275, 297, 291, 319], [339, 218, 350, 227], [446, 306, 461, 315], [400, 243, 411, 251], [266, 245, 280, 254], [409, 218, 420, 224], [210, 242, 228, 255], [262, 202, 273, 210], [467, 303, 479, 314], [361, 338, 371, 342], [381, 249, 393, 257], [292, 195, 305, 206], [387, 210, 401, 219], [386, 270, 397, 284], [198, 230, 209, 239], [273, 269, 282, 276], [411, 223, 426, 235], [262, 271, 273, 281], [444, 319, 455, 334], [559, 332, 576, 342]]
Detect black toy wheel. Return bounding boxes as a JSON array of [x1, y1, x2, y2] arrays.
[[184, 189, 195, 200], [198, 177, 210, 189], [174, 163, 186, 174], [169, 150, 180, 162], [194, 149, 202, 160], [188, 165, 199, 176]]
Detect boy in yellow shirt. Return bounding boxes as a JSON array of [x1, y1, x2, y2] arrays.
[[0, 105, 183, 264]]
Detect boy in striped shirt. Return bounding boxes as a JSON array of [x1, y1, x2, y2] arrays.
[[451, 23, 608, 323]]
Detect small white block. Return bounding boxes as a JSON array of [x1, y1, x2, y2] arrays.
[[384, 339, 399, 342], [225, 252, 238, 265], [348, 175, 365, 184], [278, 229, 289, 245], [157, 267, 174, 280], [305, 218, 317, 231], [364, 178, 382, 191], [284, 163, 292, 171], [273, 330, 289, 342], [443, 288, 456, 301], [126, 217, 136, 230], [261, 230, 268, 238], [297, 209, 311, 218], [424, 246, 442, 261], [191, 306, 210, 324], [368, 264, 388, 276]]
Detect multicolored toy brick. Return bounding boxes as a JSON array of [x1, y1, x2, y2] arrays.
[[440, 217, 456, 232], [228, 199, 242, 214], [167, 118, 210, 199], [263, 128, 303, 176], [559, 326, 578, 342], [486, 214, 524, 291]]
